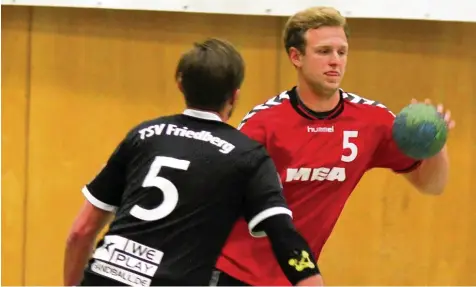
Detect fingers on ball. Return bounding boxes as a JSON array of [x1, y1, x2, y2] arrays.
[[444, 110, 451, 121], [437, 104, 444, 114], [448, 120, 456, 129]]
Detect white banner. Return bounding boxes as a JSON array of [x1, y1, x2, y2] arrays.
[[2, 0, 475, 23]]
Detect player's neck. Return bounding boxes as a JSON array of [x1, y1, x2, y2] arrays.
[[296, 81, 340, 113], [186, 107, 226, 122]]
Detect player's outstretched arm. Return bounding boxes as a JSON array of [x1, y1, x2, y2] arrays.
[[242, 146, 323, 285], [64, 201, 113, 286], [403, 99, 455, 195], [371, 99, 455, 195]]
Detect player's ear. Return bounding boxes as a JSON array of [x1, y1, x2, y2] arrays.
[[230, 89, 240, 106], [289, 47, 303, 68], [176, 73, 184, 93]]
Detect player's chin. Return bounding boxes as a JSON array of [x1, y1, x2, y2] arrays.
[[324, 78, 340, 86], [321, 81, 341, 92]]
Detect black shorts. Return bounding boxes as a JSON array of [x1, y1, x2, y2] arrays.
[[209, 269, 250, 286]]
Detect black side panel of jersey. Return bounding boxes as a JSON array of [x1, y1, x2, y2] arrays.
[[87, 114, 285, 285]]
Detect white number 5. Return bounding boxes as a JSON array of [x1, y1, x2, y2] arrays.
[[130, 156, 190, 221], [341, 131, 358, 162]]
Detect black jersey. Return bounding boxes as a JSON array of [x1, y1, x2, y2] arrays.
[[80, 109, 292, 286]]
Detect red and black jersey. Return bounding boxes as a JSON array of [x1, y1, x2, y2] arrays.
[[216, 86, 421, 286]]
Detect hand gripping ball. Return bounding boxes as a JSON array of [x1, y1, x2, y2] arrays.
[[392, 103, 448, 160]]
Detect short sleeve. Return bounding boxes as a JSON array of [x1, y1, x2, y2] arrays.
[[369, 109, 422, 173], [242, 147, 292, 238], [237, 110, 267, 145], [82, 134, 131, 212]]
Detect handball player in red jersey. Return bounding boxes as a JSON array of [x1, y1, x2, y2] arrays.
[[211, 6, 456, 286]]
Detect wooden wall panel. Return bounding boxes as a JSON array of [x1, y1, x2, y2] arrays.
[[1, 6, 32, 286], [24, 7, 281, 285], [278, 18, 476, 285], [2, 4, 475, 285]]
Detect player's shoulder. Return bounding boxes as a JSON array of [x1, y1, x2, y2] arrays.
[[122, 114, 182, 141], [237, 89, 292, 130], [133, 114, 176, 129], [341, 89, 396, 120], [199, 120, 269, 161], [223, 124, 266, 151]]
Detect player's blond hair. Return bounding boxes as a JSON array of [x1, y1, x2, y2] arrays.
[[283, 6, 350, 55]]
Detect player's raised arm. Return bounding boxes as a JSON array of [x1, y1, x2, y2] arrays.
[[398, 100, 454, 195], [64, 134, 131, 286], [242, 146, 324, 286], [369, 104, 452, 195]]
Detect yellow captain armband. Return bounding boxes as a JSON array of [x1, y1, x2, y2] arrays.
[[288, 250, 316, 272]]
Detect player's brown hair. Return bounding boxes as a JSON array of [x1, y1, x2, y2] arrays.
[[283, 6, 350, 55], [175, 38, 245, 112]]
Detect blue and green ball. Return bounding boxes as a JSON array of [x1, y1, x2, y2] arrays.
[[392, 103, 448, 160]]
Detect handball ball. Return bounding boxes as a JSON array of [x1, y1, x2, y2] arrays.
[[392, 103, 448, 160]]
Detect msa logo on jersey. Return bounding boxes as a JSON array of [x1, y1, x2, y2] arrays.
[[91, 235, 164, 286], [138, 124, 235, 154], [286, 167, 346, 182]]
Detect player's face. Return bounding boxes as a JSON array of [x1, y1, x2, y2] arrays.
[[295, 26, 348, 96]]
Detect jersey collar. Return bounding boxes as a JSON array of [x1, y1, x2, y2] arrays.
[[183, 109, 223, 122], [288, 86, 344, 120]]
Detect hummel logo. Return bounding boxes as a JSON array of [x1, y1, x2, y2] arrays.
[[307, 126, 334, 133]]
